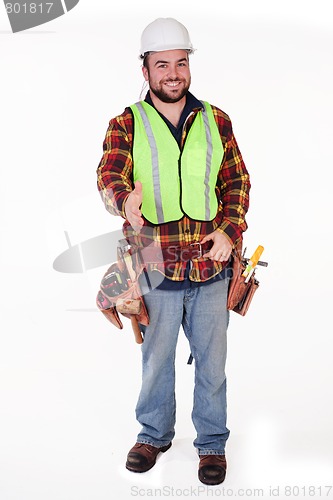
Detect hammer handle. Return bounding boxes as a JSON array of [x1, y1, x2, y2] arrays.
[[131, 316, 143, 344]]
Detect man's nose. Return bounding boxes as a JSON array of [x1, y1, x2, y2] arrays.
[[167, 65, 179, 79]]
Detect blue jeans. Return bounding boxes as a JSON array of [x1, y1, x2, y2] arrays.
[[136, 278, 230, 455]]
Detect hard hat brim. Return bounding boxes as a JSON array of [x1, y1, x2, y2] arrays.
[[139, 47, 195, 59]]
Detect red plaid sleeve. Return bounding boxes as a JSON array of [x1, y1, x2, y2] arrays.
[[96, 109, 134, 218], [212, 106, 251, 244]]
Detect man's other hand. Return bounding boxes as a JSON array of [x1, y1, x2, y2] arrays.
[[200, 230, 232, 262]]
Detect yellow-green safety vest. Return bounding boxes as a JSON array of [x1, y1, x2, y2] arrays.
[[130, 100, 224, 224]]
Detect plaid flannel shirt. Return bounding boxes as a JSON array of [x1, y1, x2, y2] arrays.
[[97, 95, 251, 282]]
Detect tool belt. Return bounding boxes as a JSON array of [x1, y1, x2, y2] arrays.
[[136, 240, 212, 264], [96, 238, 267, 343], [96, 240, 213, 344]]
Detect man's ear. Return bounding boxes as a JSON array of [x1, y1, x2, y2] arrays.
[[142, 66, 149, 82]]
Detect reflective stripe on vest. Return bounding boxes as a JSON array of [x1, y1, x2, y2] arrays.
[[130, 101, 224, 224]]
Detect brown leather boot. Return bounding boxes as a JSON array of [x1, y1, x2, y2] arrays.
[[198, 454, 227, 485], [126, 442, 172, 472]]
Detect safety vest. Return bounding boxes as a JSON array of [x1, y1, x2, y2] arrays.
[[130, 100, 224, 224]]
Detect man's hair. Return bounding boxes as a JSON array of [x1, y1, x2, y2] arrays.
[[141, 52, 153, 68]]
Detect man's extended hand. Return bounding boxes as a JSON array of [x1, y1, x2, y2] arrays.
[[200, 230, 232, 262], [124, 180, 144, 232]]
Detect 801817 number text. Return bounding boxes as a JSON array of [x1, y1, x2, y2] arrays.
[[5, 3, 53, 14]]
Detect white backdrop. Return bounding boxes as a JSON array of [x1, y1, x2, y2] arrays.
[[1, 1, 333, 499]]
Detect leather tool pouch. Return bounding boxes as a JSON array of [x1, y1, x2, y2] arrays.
[[96, 251, 149, 331], [227, 242, 260, 316]]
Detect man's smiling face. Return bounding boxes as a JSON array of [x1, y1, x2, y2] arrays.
[[142, 49, 191, 103]]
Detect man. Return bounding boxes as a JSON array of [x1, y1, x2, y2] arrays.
[[97, 17, 250, 485]]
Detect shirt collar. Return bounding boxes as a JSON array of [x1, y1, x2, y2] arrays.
[[144, 91, 203, 131]]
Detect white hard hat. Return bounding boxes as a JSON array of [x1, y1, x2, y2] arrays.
[[140, 18, 194, 58]]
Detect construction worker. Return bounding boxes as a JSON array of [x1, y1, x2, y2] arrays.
[[97, 17, 251, 485]]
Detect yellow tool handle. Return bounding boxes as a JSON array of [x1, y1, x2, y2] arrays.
[[249, 245, 264, 268], [242, 245, 264, 277]]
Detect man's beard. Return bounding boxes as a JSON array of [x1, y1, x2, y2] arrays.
[[149, 79, 190, 103]]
